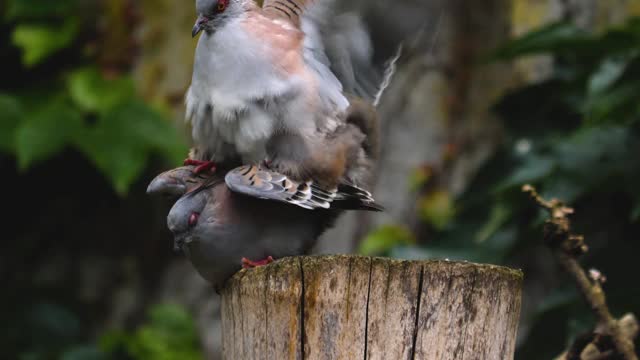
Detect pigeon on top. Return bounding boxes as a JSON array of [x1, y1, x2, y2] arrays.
[[184, 0, 395, 208], [153, 95, 383, 212]]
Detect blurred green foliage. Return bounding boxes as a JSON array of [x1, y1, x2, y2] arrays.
[[362, 16, 640, 359], [1, 0, 187, 195], [101, 304, 204, 360], [8, 302, 202, 360], [358, 225, 416, 256]]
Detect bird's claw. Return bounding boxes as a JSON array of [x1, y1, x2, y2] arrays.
[[241, 256, 274, 269], [184, 159, 217, 174]]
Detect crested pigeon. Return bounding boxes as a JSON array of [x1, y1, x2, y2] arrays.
[[185, 0, 393, 209]]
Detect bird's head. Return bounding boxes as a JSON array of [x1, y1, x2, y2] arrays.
[[166, 178, 228, 252], [192, 0, 243, 37]]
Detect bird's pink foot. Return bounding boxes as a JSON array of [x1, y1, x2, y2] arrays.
[[184, 159, 217, 174], [241, 256, 274, 269]]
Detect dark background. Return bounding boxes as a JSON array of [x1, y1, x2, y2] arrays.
[[2, 0, 640, 359]]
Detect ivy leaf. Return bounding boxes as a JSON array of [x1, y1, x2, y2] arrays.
[[67, 68, 135, 114], [359, 225, 416, 256], [107, 101, 187, 164], [76, 113, 148, 196], [11, 20, 79, 67], [82, 138, 148, 196], [0, 94, 23, 153], [77, 101, 186, 195], [14, 100, 84, 170]]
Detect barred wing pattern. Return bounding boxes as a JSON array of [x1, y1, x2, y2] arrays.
[[225, 165, 383, 211]]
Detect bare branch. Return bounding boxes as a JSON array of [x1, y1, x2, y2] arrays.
[[523, 184, 638, 360]]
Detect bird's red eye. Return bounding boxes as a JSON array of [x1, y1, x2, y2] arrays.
[[217, 0, 227, 12], [189, 212, 199, 227]]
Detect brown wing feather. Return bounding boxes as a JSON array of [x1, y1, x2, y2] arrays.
[[262, 0, 313, 26], [225, 165, 382, 211]]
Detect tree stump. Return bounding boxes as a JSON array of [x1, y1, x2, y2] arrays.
[[220, 255, 523, 360]]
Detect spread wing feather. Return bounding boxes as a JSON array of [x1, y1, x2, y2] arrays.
[[225, 165, 382, 211], [261, 0, 389, 104]]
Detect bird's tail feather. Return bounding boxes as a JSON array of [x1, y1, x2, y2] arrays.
[[373, 44, 403, 107], [333, 183, 384, 212]]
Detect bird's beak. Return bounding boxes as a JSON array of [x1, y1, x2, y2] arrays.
[[192, 15, 209, 37], [147, 174, 187, 197]]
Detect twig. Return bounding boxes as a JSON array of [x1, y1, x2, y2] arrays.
[[523, 184, 638, 360]]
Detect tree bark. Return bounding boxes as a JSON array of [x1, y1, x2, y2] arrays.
[[220, 255, 523, 360]]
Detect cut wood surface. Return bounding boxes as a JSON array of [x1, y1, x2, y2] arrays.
[[221, 255, 523, 360]]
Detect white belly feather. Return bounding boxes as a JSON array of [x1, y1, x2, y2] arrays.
[[185, 15, 350, 164], [186, 18, 297, 163]]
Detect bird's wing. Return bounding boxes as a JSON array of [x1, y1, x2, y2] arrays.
[[261, 0, 323, 28], [261, 0, 393, 104], [225, 164, 383, 211]]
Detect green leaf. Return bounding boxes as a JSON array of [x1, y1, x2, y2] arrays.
[[584, 82, 640, 123], [539, 175, 584, 204], [554, 126, 628, 175], [475, 202, 512, 243], [491, 22, 591, 60], [593, 18, 640, 55], [15, 100, 84, 170], [418, 190, 456, 230], [587, 55, 633, 96], [77, 126, 149, 196], [533, 126, 631, 202], [495, 155, 555, 191], [100, 305, 203, 360], [127, 304, 203, 360], [0, 93, 23, 153], [77, 101, 186, 195], [11, 20, 79, 67], [359, 225, 416, 256], [108, 101, 187, 164], [5, 0, 78, 21], [67, 68, 135, 114], [99, 330, 131, 354]]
